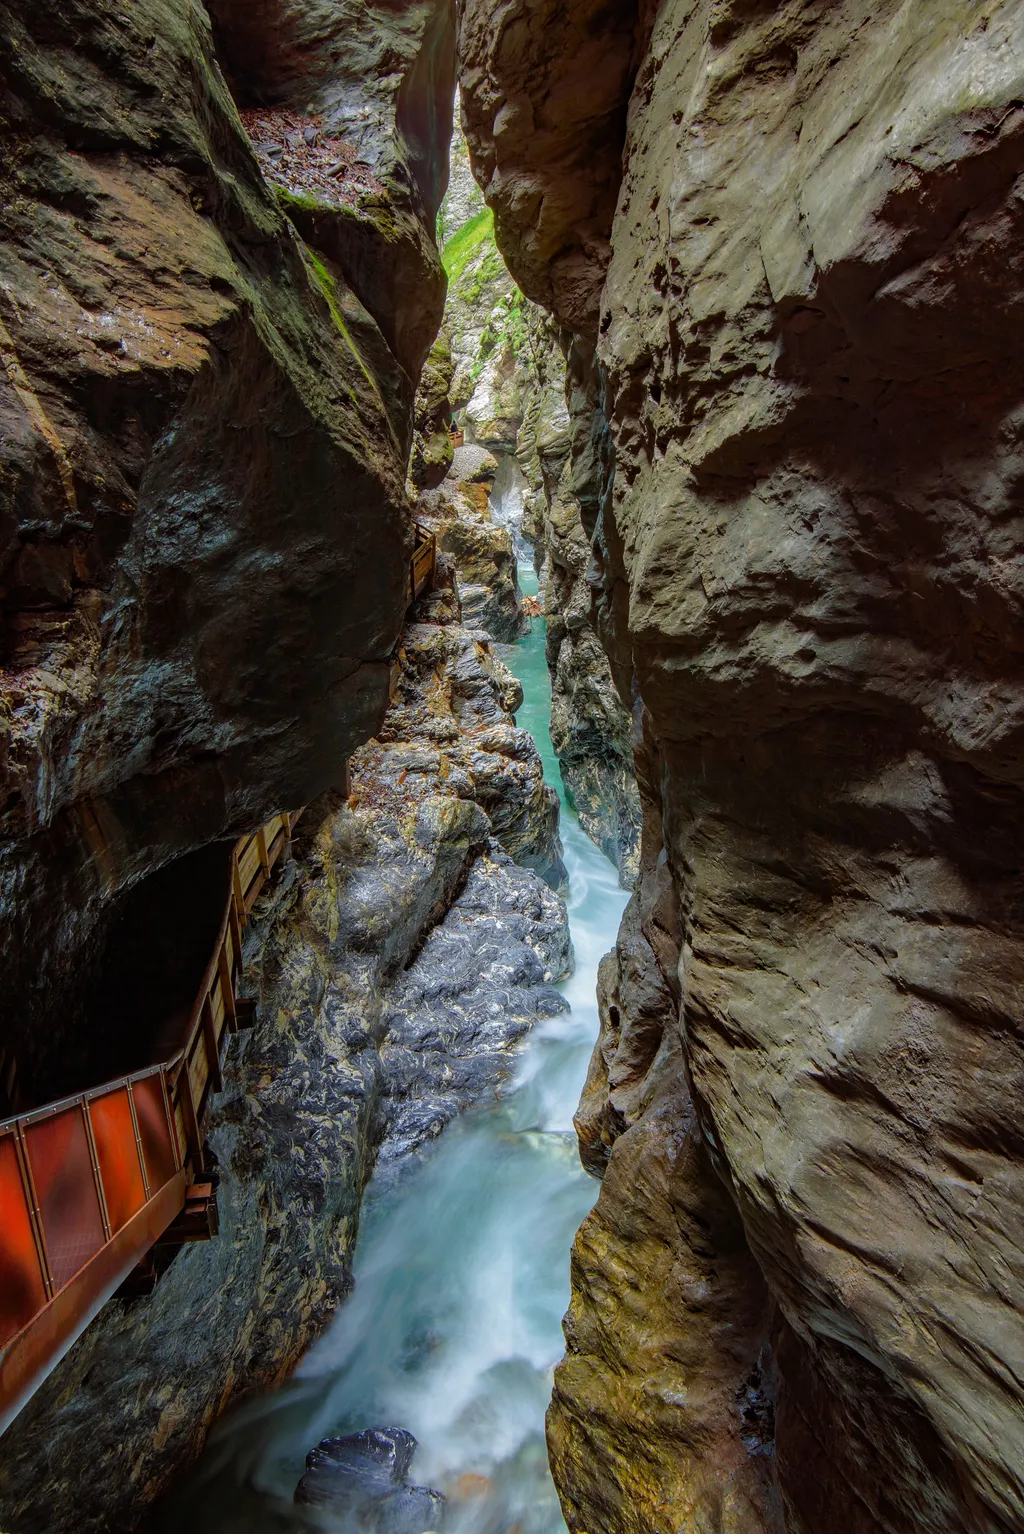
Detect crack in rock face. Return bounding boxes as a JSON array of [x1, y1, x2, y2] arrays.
[[429, 97, 642, 881], [459, 0, 1024, 1530]]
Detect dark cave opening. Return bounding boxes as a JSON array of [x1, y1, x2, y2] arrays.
[[51, 841, 236, 1105]]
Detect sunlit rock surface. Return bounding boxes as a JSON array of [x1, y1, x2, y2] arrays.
[[460, 1, 1024, 1529], [0, 570, 569, 1534], [0, 0, 452, 1101]]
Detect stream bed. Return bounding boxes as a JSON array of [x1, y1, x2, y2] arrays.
[[161, 570, 627, 1533]]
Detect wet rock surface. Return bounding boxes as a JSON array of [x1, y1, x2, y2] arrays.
[[0, 578, 570, 1532], [460, 2, 1024, 1530], [295, 1427, 444, 1534], [416, 448, 525, 643], [532, 341, 641, 888], [209, 0, 455, 381], [0, 0, 451, 1102]]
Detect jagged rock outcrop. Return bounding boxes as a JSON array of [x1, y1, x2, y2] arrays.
[[209, 0, 455, 381], [460, 3, 1024, 1531], [0, 0, 453, 1104], [410, 328, 456, 490], [0, 571, 570, 1533], [417, 444, 526, 642]]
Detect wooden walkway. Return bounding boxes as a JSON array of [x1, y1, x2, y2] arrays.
[[0, 810, 298, 1436]]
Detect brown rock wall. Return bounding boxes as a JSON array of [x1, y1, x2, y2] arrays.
[[0, 0, 451, 1100], [458, 0, 643, 333], [460, 1, 1024, 1528]]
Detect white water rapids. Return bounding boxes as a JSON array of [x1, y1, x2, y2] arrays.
[[165, 567, 627, 1533]]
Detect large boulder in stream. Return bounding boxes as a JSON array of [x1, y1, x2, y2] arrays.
[[296, 1428, 444, 1533]]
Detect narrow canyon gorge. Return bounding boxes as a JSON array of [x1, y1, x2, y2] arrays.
[[2, 3, 1023, 1534]]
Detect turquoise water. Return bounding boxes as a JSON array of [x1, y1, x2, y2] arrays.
[[166, 570, 628, 1533], [503, 568, 562, 797]]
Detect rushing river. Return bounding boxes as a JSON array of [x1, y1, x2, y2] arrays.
[[164, 568, 627, 1533]]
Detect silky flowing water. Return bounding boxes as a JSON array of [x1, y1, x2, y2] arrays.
[[166, 568, 627, 1533]]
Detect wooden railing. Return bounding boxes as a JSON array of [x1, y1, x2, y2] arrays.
[[409, 526, 437, 605], [0, 808, 301, 1436]]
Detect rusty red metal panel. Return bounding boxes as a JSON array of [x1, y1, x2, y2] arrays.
[[0, 1133, 48, 1350], [89, 1090, 146, 1234], [0, 1170, 187, 1440], [0, 808, 301, 1430], [23, 1110, 105, 1292], [131, 1076, 177, 1192]]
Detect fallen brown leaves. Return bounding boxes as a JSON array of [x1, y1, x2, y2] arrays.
[[239, 108, 386, 210]]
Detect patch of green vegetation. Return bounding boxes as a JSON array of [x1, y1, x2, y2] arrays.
[[469, 288, 532, 383], [301, 246, 378, 399], [274, 184, 331, 215], [463, 244, 507, 304], [441, 207, 495, 283]]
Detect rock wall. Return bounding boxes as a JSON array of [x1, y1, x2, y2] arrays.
[[0, 569, 570, 1533], [460, 3, 1024, 1531], [0, 0, 452, 1102], [419, 441, 528, 643], [538, 339, 641, 886], [440, 95, 640, 880]]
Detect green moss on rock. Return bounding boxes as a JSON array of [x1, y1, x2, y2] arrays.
[[442, 206, 495, 281]]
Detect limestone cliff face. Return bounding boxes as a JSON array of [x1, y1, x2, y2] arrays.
[[441, 98, 640, 880], [0, 571, 570, 1533], [460, 3, 1024, 1530], [0, 0, 452, 1102]]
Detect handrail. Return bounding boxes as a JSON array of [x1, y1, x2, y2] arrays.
[[409, 526, 436, 605], [0, 807, 301, 1436]]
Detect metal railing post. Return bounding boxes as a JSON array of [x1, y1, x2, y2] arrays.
[[125, 1084, 151, 1201], [13, 1128, 54, 1301], [82, 1102, 113, 1240]]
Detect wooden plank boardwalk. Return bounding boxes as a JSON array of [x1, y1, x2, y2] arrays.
[[0, 524, 437, 1436]]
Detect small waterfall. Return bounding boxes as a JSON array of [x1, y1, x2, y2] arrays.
[[487, 453, 532, 564]]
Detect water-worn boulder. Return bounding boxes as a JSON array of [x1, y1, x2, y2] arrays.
[[460, 2, 1024, 1530], [380, 583, 566, 888], [0, 0, 453, 1102], [295, 1426, 444, 1533], [0, 572, 570, 1533]]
